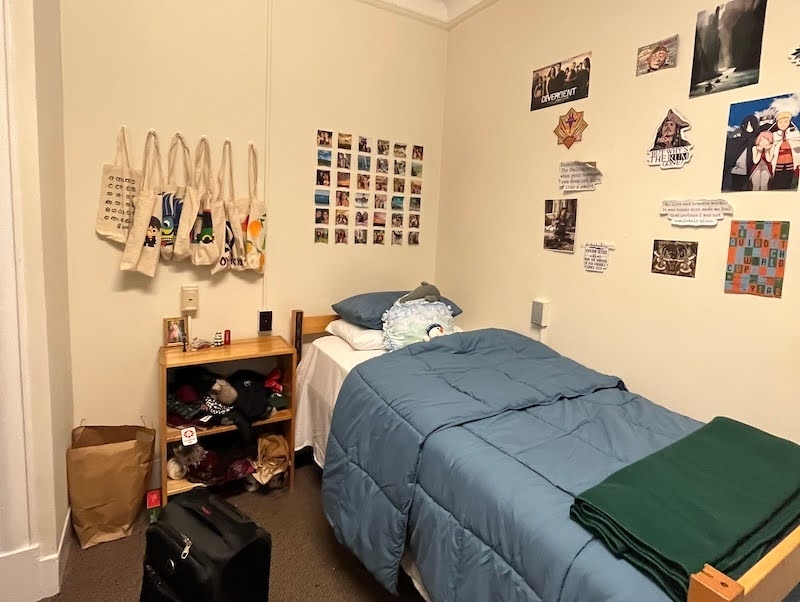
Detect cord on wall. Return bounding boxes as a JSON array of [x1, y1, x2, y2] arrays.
[[261, 0, 274, 312]]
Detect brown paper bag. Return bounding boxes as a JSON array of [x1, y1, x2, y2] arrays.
[[66, 425, 155, 549]]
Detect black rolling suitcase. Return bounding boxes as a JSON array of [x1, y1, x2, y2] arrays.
[[140, 488, 271, 602]]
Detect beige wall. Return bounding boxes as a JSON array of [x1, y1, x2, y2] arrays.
[[61, 0, 447, 432], [438, 0, 800, 442], [33, 0, 72, 548]]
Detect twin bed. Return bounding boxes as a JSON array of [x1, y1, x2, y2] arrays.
[[291, 311, 800, 602]]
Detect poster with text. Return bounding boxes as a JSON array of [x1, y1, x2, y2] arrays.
[[725, 220, 789, 298], [531, 52, 591, 112], [689, 0, 766, 98], [721, 94, 800, 193], [543, 198, 577, 253]]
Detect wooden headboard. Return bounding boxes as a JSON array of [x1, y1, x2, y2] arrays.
[[290, 310, 339, 363]]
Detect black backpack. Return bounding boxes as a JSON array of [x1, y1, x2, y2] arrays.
[[228, 370, 271, 421], [140, 488, 271, 602]]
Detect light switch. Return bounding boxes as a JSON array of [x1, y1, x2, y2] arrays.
[[181, 286, 199, 312]]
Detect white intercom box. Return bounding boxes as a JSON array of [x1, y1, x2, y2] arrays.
[[531, 299, 550, 327]]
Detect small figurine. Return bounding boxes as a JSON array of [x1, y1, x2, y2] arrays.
[[213, 331, 223, 347]]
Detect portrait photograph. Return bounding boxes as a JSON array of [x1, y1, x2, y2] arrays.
[[412, 145, 424, 160], [543, 198, 578, 253], [335, 227, 348, 244], [317, 130, 332, 147], [377, 158, 389, 173], [338, 133, 352, 149], [335, 190, 350, 207], [410, 196, 421, 211], [393, 178, 405, 193], [410, 180, 422, 194], [357, 174, 371, 190], [355, 211, 368, 227], [392, 230, 403, 245], [375, 194, 387, 209], [318, 149, 332, 167], [335, 210, 349, 226], [375, 176, 388, 191], [378, 139, 390, 155], [392, 213, 404, 227], [337, 152, 351, 169], [373, 230, 385, 245], [314, 228, 329, 244], [409, 213, 420, 229], [358, 137, 373, 153], [689, 0, 766, 98], [394, 160, 406, 176], [316, 169, 331, 187], [163, 316, 190, 347], [315, 208, 329, 225], [408, 231, 419, 245]]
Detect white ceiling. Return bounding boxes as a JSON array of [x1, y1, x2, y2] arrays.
[[357, 0, 497, 28]]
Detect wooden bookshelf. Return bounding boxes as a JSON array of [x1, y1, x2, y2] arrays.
[[159, 336, 297, 506]]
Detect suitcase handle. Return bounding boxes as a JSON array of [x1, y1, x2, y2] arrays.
[[178, 500, 227, 538]]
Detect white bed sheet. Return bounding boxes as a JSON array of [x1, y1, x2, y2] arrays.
[[294, 334, 432, 602], [294, 335, 385, 466]]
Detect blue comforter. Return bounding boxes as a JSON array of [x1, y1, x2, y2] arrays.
[[322, 329, 701, 601]]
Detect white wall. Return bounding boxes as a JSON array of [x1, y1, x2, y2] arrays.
[[438, 0, 800, 442], [61, 0, 447, 431]]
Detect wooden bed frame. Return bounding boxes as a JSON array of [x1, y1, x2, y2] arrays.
[[290, 310, 800, 602]]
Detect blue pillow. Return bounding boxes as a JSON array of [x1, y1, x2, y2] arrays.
[[332, 291, 462, 330]]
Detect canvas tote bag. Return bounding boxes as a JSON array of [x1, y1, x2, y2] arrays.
[[189, 138, 223, 266], [173, 137, 208, 262], [243, 143, 267, 273], [212, 139, 247, 274], [95, 126, 142, 243], [119, 130, 165, 277], [160, 133, 193, 261]]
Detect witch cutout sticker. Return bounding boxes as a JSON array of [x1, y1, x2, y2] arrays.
[[647, 109, 693, 169], [554, 108, 588, 149]]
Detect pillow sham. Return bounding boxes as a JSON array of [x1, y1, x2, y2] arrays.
[[332, 290, 462, 330], [325, 319, 387, 351], [382, 299, 457, 351]]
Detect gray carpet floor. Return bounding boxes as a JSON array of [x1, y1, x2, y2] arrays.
[[48, 461, 422, 602]]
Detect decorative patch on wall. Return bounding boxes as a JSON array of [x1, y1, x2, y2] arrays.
[[636, 35, 678, 76], [554, 108, 588, 150], [582, 242, 615, 273], [530, 51, 591, 112], [647, 109, 692, 169], [689, 0, 766, 98], [660, 199, 733, 227], [314, 129, 424, 246], [721, 94, 800, 193], [544, 198, 577, 253], [725, 220, 789, 298], [559, 161, 602, 192], [790, 46, 800, 67], [651, 240, 698, 278]]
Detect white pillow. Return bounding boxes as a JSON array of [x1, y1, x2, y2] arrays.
[[325, 319, 386, 351]]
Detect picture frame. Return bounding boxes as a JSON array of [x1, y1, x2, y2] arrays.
[[163, 316, 190, 347]]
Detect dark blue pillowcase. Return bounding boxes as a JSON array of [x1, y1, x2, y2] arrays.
[[332, 291, 463, 330]]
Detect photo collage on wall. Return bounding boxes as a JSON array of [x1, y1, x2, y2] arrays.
[[314, 130, 423, 246]]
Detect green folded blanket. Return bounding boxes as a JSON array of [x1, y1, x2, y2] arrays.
[[570, 417, 800, 602]]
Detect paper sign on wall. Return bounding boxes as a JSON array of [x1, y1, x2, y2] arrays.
[[660, 199, 733, 226], [180, 427, 198, 446], [581, 242, 615, 273], [559, 161, 603, 192]]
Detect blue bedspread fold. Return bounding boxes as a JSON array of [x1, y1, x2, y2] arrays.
[[321, 328, 700, 601]]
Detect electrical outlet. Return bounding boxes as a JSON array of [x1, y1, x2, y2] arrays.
[[258, 310, 273, 333]]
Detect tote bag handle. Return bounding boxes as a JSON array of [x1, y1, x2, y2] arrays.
[[194, 137, 212, 197], [217, 139, 235, 202], [166, 132, 193, 188], [248, 143, 258, 200], [141, 130, 164, 193], [113, 126, 133, 169]]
